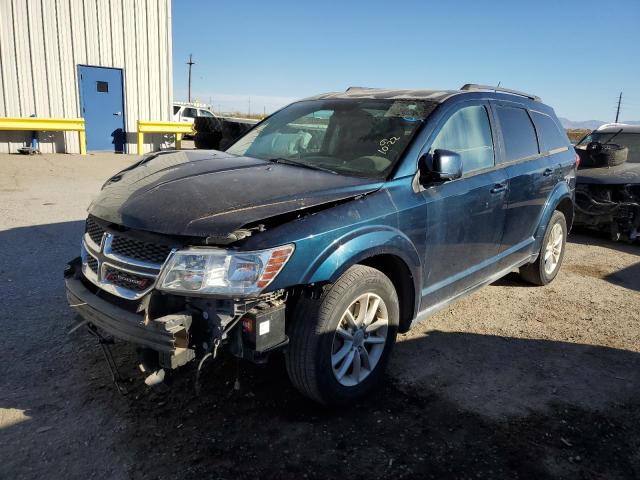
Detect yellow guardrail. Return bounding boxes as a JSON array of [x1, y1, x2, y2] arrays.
[[0, 117, 86, 154], [137, 120, 194, 154]]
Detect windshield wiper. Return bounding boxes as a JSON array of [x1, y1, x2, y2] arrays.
[[267, 157, 338, 175]]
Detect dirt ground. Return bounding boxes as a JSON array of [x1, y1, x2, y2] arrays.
[[1, 153, 639, 480]]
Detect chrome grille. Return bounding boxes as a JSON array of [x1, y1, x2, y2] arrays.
[[81, 216, 175, 300], [85, 217, 105, 246], [111, 236, 173, 264], [87, 256, 99, 274]]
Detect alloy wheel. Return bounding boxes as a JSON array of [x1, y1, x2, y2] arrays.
[[331, 293, 389, 387], [543, 222, 564, 275]]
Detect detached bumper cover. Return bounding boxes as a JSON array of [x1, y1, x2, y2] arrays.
[[65, 267, 175, 353]]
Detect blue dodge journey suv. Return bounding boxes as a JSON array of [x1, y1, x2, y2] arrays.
[[65, 84, 577, 404]]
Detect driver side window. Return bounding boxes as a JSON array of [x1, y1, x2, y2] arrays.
[[431, 105, 495, 174]]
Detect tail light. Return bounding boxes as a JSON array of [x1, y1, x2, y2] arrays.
[[575, 151, 580, 169]]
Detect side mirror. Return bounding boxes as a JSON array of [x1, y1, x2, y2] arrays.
[[419, 149, 463, 185]]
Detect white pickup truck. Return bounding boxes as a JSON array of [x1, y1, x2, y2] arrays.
[[172, 102, 216, 125]]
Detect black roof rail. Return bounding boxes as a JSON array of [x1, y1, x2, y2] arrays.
[[460, 84, 541, 102]]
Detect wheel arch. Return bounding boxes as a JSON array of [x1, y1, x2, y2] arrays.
[[555, 196, 574, 230], [359, 254, 416, 333], [301, 227, 422, 332], [534, 182, 574, 250]]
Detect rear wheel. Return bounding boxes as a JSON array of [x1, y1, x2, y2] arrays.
[[519, 210, 567, 285], [285, 265, 399, 405]]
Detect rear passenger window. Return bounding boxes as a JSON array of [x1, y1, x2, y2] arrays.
[[431, 105, 495, 173], [531, 112, 568, 151], [495, 106, 539, 161]]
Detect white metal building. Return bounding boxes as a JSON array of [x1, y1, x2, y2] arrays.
[[0, 0, 173, 154]]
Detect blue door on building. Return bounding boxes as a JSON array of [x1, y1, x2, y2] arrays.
[[78, 66, 125, 152]]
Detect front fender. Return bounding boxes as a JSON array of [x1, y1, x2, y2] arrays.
[[302, 225, 422, 290], [302, 226, 422, 308], [534, 181, 573, 250]]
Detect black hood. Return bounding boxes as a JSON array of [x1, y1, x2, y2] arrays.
[[577, 162, 640, 185], [88, 150, 382, 237]]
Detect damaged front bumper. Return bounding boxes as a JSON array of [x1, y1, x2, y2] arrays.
[[574, 183, 640, 241], [65, 258, 195, 369], [64, 257, 289, 387]]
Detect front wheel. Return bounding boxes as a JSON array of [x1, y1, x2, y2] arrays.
[[519, 210, 567, 285], [285, 265, 399, 405]]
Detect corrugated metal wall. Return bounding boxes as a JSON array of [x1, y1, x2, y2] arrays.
[[0, 0, 173, 154]]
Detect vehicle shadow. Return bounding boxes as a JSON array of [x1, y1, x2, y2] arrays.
[[569, 228, 639, 253], [490, 271, 528, 287], [567, 230, 640, 292], [390, 330, 640, 419], [0, 220, 132, 478], [492, 230, 640, 289], [114, 330, 640, 479], [1, 221, 639, 479], [604, 262, 640, 292]]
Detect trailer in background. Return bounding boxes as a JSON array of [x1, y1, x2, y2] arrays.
[[193, 116, 258, 150]]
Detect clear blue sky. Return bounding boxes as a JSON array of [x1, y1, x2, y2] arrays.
[[172, 0, 640, 121]]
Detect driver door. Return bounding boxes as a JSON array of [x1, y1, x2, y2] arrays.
[[421, 102, 508, 307]]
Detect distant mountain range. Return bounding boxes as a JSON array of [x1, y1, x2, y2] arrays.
[[559, 117, 640, 129]]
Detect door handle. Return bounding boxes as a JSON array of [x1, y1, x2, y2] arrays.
[[113, 112, 122, 116], [543, 168, 553, 176], [490, 183, 507, 194]]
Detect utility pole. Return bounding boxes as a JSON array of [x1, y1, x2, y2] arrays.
[[248, 96, 251, 117], [615, 91, 622, 123], [187, 54, 195, 103]]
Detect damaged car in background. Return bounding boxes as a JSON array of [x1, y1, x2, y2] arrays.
[[65, 84, 576, 405], [574, 124, 640, 241]]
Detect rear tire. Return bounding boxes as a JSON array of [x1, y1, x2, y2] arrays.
[[519, 210, 567, 285], [285, 265, 399, 405]]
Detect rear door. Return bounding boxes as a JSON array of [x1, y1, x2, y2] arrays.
[[421, 101, 508, 306], [491, 103, 559, 267], [78, 65, 125, 152]]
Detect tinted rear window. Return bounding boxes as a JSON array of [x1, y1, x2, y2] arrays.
[[531, 112, 568, 151], [495, 106, 539, 161]]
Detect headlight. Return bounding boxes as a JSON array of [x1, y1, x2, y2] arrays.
[[157, 244, 294, 296]]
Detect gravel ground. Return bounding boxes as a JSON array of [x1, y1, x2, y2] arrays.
[[1, 153, 638, 479]]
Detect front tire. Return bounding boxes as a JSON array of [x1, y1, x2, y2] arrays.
[[519, 210, 567, 285], [285, 265, 399, 405]]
